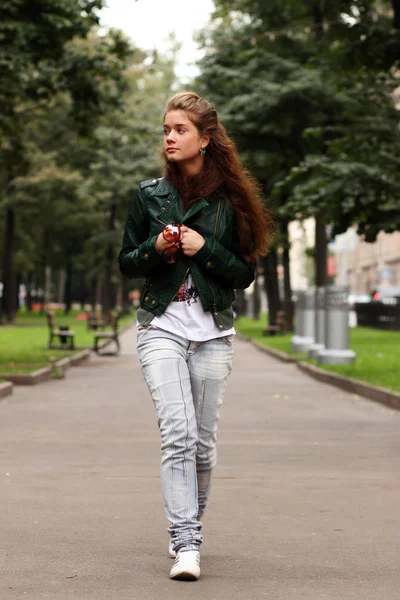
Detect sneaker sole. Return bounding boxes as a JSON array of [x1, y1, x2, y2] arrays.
[[170, 570, 200, 581]]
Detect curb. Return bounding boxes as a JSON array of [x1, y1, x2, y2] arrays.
[[0, 367, 52, 386], [237, 332, 400, 412], [251, 340, 298, 363], [297, 362, 400, 411], [54, 349, 91, 376], [0, 381, 13, 399], [0, 349, 91, 387], [70, 348, 91, 366], [54, 357, 71, 377], [236, 333, 297, 363], [0, 324, 131, 388]]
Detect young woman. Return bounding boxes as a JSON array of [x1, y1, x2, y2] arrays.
[[118, 92, 271, 581]]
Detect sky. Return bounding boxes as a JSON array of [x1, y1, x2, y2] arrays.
[[100, 0, 215, 81]]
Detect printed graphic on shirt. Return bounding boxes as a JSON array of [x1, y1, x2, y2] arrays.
[[173, 277, 199, 306]]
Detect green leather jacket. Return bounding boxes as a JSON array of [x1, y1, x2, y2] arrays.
[[118, 177, 256, 330]]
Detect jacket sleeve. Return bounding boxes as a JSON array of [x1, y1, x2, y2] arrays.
[[118, 187, 163, 279], [191, 224, 256, 289]]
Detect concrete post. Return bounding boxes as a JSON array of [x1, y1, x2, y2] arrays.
[[308, 287, 325, 359], [317, 285, 356, 364], [291, 291, 304, 350], [292, 289, 315, 352]]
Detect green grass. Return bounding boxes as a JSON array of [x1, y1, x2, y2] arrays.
[[235, 316, 300, 356], [0, 309, 136, 375], [235, 314, 400, 393]]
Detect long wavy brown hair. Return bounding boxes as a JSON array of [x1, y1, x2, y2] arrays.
[[163, 92, 273, 261]]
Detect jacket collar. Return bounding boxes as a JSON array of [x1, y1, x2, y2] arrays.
[[183, 198, 209, 222], [154, 178, 209, 223]]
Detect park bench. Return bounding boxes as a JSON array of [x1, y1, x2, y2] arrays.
[[263, 310, 286, 336], [47, 311, 75, 350], [93, 312, 120, 355], [86, 311, 107, 331]]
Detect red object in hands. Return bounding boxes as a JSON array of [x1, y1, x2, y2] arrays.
[[162, 223, 182, 263], [163, 223, 181, 243]]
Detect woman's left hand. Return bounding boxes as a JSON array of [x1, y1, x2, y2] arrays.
[[180, 225, 205, 256]]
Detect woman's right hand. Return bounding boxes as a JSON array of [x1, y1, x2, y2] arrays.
[[155, 232, 174, 254]]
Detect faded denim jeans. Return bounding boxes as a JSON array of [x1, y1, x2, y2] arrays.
[[136, 326, 233, 554]]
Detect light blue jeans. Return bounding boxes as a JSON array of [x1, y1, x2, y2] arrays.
[[136, 326, 233, 554]]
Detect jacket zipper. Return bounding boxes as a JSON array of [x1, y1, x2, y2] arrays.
[[156, 216, 168, 227], [213, 199, 222, 237]]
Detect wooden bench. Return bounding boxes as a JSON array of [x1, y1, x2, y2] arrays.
[[263, 310, 286, 336], [47, 311, 75, 350], [93, 312, 120, 355], [86, 311, 107, 331]]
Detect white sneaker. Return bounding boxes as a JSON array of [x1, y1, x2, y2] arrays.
[[169, 550, 200, 581], [168, 539, 176, 559]]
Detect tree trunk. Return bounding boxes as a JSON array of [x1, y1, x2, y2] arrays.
[[57, 269, 66, 305], [103, 201, 117, 321], [122, 277, 131, 314], [315, 213, 328, 287], [392, 0, 400, 29], [312, 7, 329, 288], [78, 271, 87, 309], [39, 233, 48, 315], [44, 265, 52, 310], [252, 267, 260, 320], [95, 277, 102, 310], [15, 273, 20, 312], [25, 272, 33, 312], [34, 273, 40, 311], [234, 289, 246, 317], [312, 4, 323, 42], [280, 219, 294, 331], [64, 259, 73, 314], [114, 282, 120, 309], [261, 248, 281, 327], [89, 276, 97, 310], [1, 206, 17, 323]]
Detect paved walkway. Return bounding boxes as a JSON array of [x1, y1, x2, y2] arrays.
[[1, 327, 399, 600]]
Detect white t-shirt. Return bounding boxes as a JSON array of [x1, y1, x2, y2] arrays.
[[152, 274, 235, 342]]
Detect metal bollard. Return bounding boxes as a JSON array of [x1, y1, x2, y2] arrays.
[[317, 285, 356, 364], [291, 289, 315, 352], [308, 287, 325, 359]]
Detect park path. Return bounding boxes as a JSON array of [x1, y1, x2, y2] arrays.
[[1, 326, 399, 600]]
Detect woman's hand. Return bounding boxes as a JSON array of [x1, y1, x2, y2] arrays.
[[155, 232, 174, 254], [180, 225, 205, 256]]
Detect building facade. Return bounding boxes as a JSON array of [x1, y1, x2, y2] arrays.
[[288, 219, 315, 290], [333, 229, 400, 293], [289, 219, 400, 293]]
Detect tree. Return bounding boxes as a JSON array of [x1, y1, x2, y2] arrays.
[[198, 0, 400, 315], [80, 45, 178, 319], [0, 1, 131, 322], [195, 9, 338, 325], [0, 31, 178, 322]]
